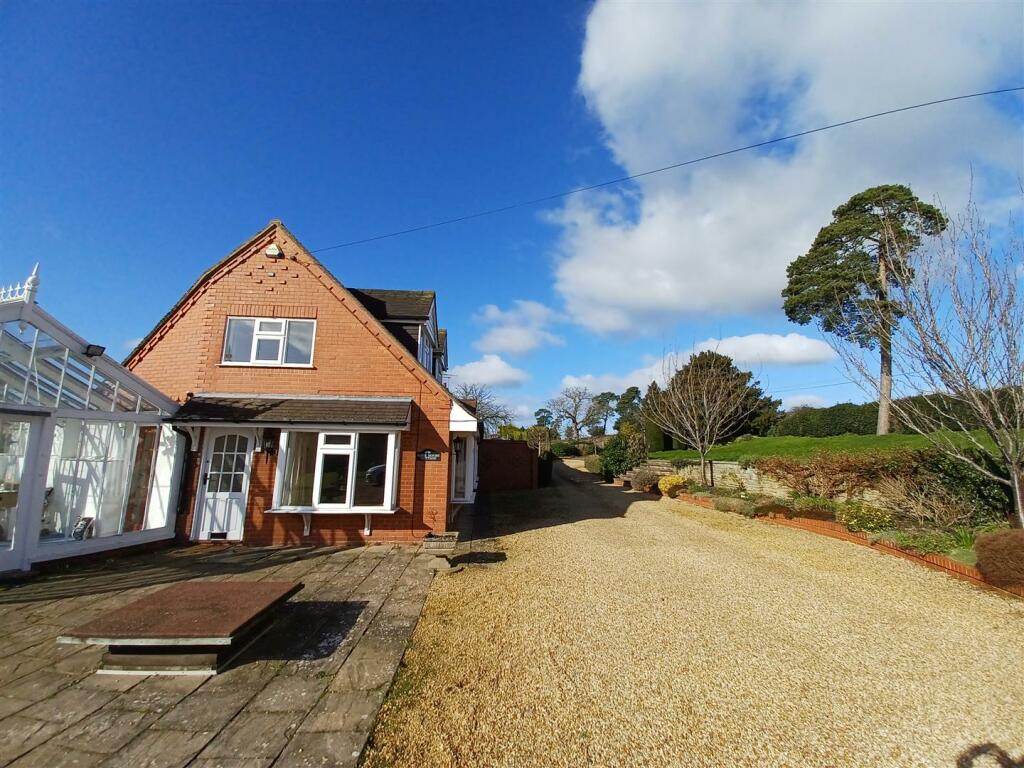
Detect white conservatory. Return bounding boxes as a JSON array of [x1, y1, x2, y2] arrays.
[[0, 268, 184, 572]]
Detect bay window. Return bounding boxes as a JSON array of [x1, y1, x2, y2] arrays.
[[274, 431, 400, 512], [222, 317, 316, 366]]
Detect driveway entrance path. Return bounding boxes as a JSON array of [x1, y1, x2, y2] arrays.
[[365, 463, 1024, 768], [0, 543, 436, 768]]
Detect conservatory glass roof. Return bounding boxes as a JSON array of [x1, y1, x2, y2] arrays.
[[0, 319, 165, 414]]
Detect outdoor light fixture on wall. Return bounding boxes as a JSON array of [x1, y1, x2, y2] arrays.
[[83, 344, 106, 357]]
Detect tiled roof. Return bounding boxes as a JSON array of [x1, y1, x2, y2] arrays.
[[170, 395, 412, 427], [348, 288, 435, 321], [438, 328, 448, 354]]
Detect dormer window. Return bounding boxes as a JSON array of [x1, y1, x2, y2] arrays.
[[222, 317, 316, 366]]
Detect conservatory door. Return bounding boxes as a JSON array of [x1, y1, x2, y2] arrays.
[[0, 416, 37, 573], [195, 430, 251, 541]]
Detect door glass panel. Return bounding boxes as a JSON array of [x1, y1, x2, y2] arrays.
[[0, 417, 30, 550], [353, 434, 388, 507], [453, 437, 467, 498], [318, 454, 350, 505], [123, 426, 158, 532], [207, 434, 247, 496]]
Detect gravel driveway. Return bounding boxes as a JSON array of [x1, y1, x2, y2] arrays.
[[365, 463, 1024, 768]]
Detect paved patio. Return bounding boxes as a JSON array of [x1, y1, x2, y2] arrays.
[[0, 543, 438, 768]]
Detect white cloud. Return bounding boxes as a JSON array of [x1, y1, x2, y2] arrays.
[[693, 333, 835, 365], [122, 337, 143, 351], [562, 332, 834, 392], [554, 1, 1022, 333], [562, 356, 665, 393], [782, 393, 828, 410], [474, 300, 564, 355], [448, 354, 529, 388]]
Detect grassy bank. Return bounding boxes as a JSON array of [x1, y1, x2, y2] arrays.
[[649, 432, 992, 462]]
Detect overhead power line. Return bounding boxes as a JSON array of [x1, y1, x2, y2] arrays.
[[310, 86, 1023, 253]]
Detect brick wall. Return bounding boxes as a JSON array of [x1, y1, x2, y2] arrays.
[[127, 221, 453, 545], [478, 440, 538, 492]]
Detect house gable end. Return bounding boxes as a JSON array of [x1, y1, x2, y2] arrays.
[[125, 221, 450, 404]]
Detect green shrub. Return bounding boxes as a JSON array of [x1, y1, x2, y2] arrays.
[[916, 451, 1009, 526], [882, 530, 958, 555], [791, 495, 839, 521], [599, 435, 638, 478], [550, 441, 581, 457], [630, 469, 660, 493], [713, 497, 753, 515], [583, 454, 602, 474], [974, 529, 1024, 588], [657, 474, 689, 498], [836, 501, 893, 532]]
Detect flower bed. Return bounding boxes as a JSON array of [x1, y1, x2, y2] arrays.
[[763, 513, 1024, 599]]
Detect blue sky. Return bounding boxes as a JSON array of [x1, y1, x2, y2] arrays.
[[2, 1, 1022, 424]]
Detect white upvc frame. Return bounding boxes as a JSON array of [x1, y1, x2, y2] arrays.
[[271, 428, 400, 515], [220, 316, 317, 368]]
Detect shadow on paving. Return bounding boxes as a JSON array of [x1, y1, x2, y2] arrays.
[[239, 599, 370, 663], [957, 742, 1024, 768], [476, 460, 658, 541], [0, 544, 350, 604]]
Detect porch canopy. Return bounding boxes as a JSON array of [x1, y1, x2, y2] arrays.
[[1, 268, 184, 572], [167, 394, 413, 537], [170, 394, 412, 429]]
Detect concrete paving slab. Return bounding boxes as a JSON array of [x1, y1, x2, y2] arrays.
[[0, 543, 432, 768]]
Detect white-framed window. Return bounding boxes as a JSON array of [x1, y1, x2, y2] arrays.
[[273, 430, 400, 512], [222, 317, 316, 366]]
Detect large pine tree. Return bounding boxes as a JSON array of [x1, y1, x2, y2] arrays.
[[783, 185, 946, 434]]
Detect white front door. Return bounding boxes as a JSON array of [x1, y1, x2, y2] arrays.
[[196, 430, 251, 541]]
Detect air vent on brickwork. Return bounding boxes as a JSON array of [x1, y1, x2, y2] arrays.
[[265, 244, 282, 259]]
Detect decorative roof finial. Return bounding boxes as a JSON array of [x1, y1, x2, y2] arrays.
[[24, 263, 39, 303]]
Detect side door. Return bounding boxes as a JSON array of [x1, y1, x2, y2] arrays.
[[195, 430, 251, 541]]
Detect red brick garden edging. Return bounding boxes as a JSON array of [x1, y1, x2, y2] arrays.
[[762, 514, 1024, 599]]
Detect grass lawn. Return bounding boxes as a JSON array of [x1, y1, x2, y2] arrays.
[[650, 431, 992, 462]]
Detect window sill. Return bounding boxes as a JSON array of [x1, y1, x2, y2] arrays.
[[265, 507, 397, 515], [219, 363, 316, 369]]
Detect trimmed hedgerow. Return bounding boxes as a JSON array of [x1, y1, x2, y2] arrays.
[[583, 454, 602, 474], [551, 441, 581, 457]]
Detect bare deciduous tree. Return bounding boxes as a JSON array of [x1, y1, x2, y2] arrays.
[[546, 386, 593, 440], [641, 351, 763, 484], [453, 382, 514, 436], [831, 198, 1024, 527]]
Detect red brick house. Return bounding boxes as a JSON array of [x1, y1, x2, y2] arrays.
[[125, 220, 479, 546]]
